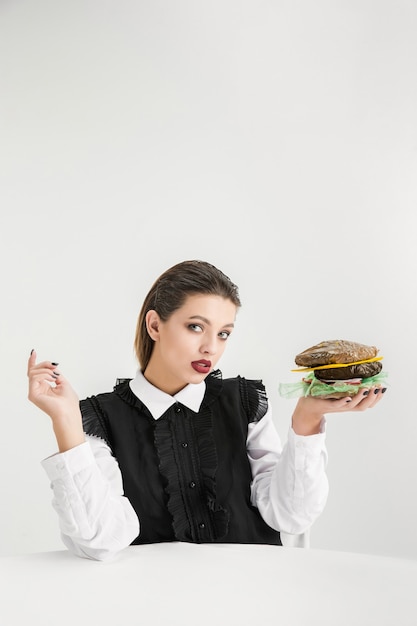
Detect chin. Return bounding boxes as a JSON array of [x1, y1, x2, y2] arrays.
[[188, 369, 211, 384]]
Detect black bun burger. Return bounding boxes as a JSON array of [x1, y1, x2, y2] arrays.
[[295, 339, 383, 381], [279, 339, 386, 399]]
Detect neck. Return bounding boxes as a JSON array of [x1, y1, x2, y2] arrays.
[[143, 363, 187, 396]]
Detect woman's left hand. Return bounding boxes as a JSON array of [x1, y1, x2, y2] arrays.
[[291, 386, 387, 435]]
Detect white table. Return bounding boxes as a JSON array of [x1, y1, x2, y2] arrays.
[[1, 543, 416, 625]]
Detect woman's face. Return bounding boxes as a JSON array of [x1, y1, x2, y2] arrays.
[[144, 293, 237, 395]]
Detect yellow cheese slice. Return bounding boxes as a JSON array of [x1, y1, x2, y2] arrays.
[[291, 356, 383, 373]]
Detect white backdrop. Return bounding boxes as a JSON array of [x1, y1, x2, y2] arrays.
[[1, 0, 416, 560]]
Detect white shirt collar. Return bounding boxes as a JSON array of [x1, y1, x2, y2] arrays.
[[129, 370, 206, 420]]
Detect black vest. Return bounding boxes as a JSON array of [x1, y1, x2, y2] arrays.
[[80, 370, 281, 546]]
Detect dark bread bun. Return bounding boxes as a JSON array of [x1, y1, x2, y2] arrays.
[[295, 340, 378, 368]]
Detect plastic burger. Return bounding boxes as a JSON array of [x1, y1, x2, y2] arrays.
[[279, 339, 388, 399]]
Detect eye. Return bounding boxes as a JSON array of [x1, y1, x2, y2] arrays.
[[188, 323, 203, 333], [218, 331, 231, 340]]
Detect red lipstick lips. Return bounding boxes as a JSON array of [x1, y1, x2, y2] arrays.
[[191, 360, 211, 374]]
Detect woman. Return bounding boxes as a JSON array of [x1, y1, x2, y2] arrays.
[[27, 260, 384, 560]]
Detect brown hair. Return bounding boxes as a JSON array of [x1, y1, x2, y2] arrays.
[[134, 260, 241, 369]]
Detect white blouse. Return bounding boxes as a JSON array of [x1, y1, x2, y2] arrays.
[[42, 371, 328, 560]]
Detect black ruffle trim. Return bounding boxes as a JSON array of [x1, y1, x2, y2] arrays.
[[238, 376, 268, 423], [154, 370, 229, 542], [114, 378, 143, 409], [193, 404, 230, 540], [113, 378, 158, 424], [154, 418, 194, 541], [79, 396, 114, 450]]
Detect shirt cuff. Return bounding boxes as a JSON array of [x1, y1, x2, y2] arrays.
[[41, 441, 95, 482]]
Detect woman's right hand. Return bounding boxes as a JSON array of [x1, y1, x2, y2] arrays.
[[27, 350, 85, 452], [27, 350, 79, 420]]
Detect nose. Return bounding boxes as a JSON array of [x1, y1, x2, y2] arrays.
[[200, 333, 217, 356]]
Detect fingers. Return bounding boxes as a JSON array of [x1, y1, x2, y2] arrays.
[[344, 385, 387, 412], [319, 385, 387, 414], [28, 367, 59, 392], [27, 350, 59, 376], [29, 366, 60, 381], [27, 349, 37, 375], [27, 350, 62, 394]]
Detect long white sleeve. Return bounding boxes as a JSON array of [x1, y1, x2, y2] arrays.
[[247, 408, 329, 538], [42, 437, 140, 561], [42, 406, 328, 559]]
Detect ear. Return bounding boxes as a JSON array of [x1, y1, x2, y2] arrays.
[[145, 310, 161, 341]]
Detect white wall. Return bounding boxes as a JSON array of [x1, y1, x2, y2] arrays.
[[1, 0, 416, 559]]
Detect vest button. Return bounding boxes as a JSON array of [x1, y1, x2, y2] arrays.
[[181, 442, 188, 448], [198, 522, 205, 529], [189, 481, 196, 489], [175, 406, 181, 413]]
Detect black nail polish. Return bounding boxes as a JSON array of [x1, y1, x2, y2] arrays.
[[30, 349, 34, 356], [363, 390, 369, 396], [53, 371, 60, 376], [51, 362, 59, 366], [374, 388, 380, 394], [381, 387, 387, 393]]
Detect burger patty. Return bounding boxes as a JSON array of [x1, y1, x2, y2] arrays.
[[314, 361, 383, 381]]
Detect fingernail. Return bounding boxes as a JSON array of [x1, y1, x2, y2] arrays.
[[345, 398, 352, 403], [51, 362, 59, 366], [30, 349, 34, 356], [363, 390, 369, 396], [381, 387, 387, 393], [374, 388, 380, 394], [53, 371, 60, 376]]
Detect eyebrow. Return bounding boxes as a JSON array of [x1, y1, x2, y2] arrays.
[[188, 315, 235, 328]]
